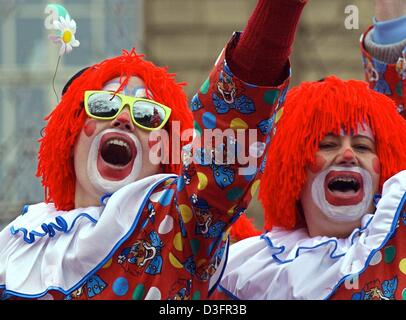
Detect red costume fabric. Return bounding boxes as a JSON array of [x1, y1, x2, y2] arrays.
[[229, 0, 306, 86]]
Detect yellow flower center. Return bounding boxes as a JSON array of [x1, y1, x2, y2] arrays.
[[62, 30, 72, 43]]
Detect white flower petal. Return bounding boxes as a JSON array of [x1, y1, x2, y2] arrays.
[[71, 39, 80, 47], [59, 43, 66, 56], [69, 19, 77, 33], [60, 15, 66, 25], [53, 20, 62, 31], [65, 44, 73, 54]]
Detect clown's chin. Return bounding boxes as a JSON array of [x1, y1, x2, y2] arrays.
[[88, 129, 142, 194]]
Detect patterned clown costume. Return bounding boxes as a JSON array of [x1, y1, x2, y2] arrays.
[[0, 32, 289, 300]]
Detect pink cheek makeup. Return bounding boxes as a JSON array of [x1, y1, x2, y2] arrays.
[[84, 120, 97, 137], [309, 155, 327, 174], [372, 157, 381, 175]]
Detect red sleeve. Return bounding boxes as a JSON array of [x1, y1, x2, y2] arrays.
[[227, 0, 307, 86]]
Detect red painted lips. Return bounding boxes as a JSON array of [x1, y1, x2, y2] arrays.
[[324, 170, 364, 206]]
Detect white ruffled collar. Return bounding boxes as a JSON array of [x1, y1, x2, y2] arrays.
[[9, 203, 102, 244], [260, 213, 374, 264], [0, 174, 175, 298], [220, 170, 406, 300]]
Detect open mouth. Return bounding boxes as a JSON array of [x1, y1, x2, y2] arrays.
[[324, 170, 364, 206], [96, 132, 137, 181], [223, 91, 233, 103], [101, 138, 132, 166], [219, 87, 235, 104], [144, 247, 154, 260]]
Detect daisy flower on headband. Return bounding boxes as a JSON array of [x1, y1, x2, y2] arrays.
[[49, 15, 80, 56]]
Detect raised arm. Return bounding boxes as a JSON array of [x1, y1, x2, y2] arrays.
[[361, 0, 406, 118], [173, 0, 307, 287]]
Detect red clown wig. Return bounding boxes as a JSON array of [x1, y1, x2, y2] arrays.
[[231, 76, 406, 240], [37, 49, 193, 211]]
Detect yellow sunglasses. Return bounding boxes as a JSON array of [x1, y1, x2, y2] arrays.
[[84, 90, 172, 131]]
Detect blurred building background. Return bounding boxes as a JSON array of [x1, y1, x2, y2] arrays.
[[0, 0, 374, 229]]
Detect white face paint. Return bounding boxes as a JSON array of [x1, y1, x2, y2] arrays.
[[311, 166, 373, 222]]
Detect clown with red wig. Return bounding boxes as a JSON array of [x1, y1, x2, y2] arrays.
[[219, 76, 406, 300], [217, 0, 406, 300], [0, 0, 308, 300]]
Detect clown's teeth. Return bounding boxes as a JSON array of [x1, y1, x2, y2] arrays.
[[107, 139, 130, 151], [331, 177, 357, 183]]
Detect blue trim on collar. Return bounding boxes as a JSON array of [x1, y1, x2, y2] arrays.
[[21, 205, 29, 216], [217, 284, 240, 300], [373, 194, 382, 207], [260, 215, 375, 265], [1, 174, 176, 299], [100, 193, 112, 206], [325, 190, 406, 300], [10, 213, 99, 244], [208, 236, 230, 297]]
